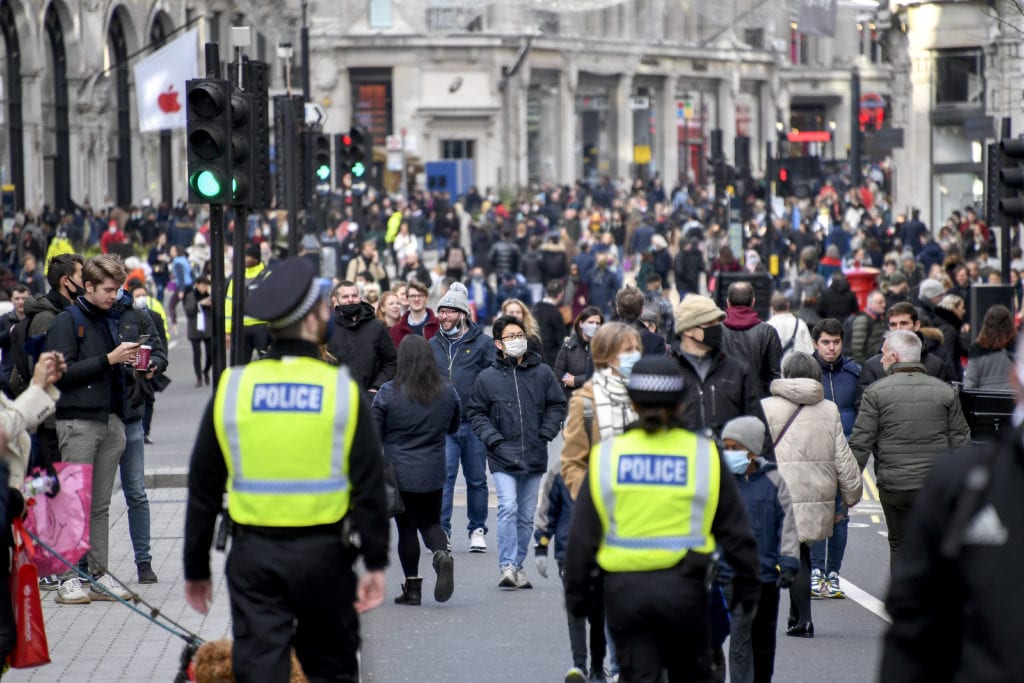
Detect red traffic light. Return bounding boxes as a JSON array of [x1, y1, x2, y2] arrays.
[[779, 168, 788, 182], [341, 134, 353, 146]]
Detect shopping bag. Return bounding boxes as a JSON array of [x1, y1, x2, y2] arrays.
[[382, 462, 404, 518], [24, 462, 93, 577], [8, 518, 50, 669]]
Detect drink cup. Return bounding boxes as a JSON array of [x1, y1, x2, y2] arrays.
[[135, 345, 152, 370]]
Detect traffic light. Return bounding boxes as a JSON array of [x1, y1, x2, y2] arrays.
[[335, 132, 353, 180], [348, 124, 369, 179], [229, 89, 256, 207], [777, 165, 791, 197], [186, 79, 233, 204], [999, 137, 1024, 218], [312, 133, 332, 184]]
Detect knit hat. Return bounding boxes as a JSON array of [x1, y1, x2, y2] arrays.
[[437, 282, 471, 316], [627, 356, 686, 406], [918, 278, 945, 301], [722, 416, 766, 455], [674, 294, 725, 334]]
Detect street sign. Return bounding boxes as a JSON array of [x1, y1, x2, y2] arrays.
[[387, 151, 403, 171], [1, 185, 14, 218], [629, 96, 650, 110], [633, 145, 651, 164], [304, 102, 327, 126], [386, 134, 403, 152]]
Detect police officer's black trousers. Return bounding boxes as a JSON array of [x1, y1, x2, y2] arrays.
[[604, 568, 715, 683], [226, 527, 360, 682]]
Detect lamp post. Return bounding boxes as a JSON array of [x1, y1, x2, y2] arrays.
[[828, 120, 837, 161]]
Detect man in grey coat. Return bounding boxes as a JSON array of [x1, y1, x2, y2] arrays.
[[849, 330, 970, 574]]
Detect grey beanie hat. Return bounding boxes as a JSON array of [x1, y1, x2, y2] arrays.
[[722, 416, 766, 455], [437, 282, 471, 316]]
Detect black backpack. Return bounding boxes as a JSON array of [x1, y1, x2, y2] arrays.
[[7, 312, 37, 397]]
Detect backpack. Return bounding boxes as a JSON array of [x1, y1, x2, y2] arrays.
[[9, 305, 87, 397]]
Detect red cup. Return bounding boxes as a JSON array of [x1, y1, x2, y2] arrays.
[[135, 345, 152, 370]]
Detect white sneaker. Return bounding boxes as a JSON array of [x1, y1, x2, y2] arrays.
[[514, 567, 533, 589], [469, 528, 487, 553], [498, 565, 517, 589], [55, 577, 91, 605], [88, 573, 131, 601]]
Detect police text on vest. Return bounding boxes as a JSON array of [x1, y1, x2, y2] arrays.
[[617, 454, 689, 486], [251, 383, 324, 412]]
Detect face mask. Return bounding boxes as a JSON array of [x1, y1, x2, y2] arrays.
[[503, 338, 528, 358], [442, 315, 464, 337], [337, 303, 362, 318], [472, 275, 484, 283], [616, 350, 642, 380], [108, 226, 117, 234], [723, 449, 752, 474], [700, 324, 723, 352], [66, 278, 86, 298], [580, 322, 600, 338], [133, 296, 148, 310]]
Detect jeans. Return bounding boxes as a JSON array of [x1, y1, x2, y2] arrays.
[[119, 418, 152, 565], [810, 492, 848, 575], [440, 421, 489, 538], [879, 487, 920, 575], [492, 471, 542, 569]]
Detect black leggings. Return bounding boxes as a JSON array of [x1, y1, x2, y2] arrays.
[[394, 489, 447, 578], [191, 338, 212, 379], [788, 543, 812, 625]]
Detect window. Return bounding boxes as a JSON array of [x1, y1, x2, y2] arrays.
[[744, 28, 763, 49], [441, 139, 475, 159], [935, 50, 983, 106], [369, 0, 392, 28]]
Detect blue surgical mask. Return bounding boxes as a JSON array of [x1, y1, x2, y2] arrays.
[[616, 351, 642, 380], [723, 449, 752, 474]]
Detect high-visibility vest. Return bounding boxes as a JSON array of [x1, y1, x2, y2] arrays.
[[590, 428, 720, 572], [224, 262, 267, 333], [213, 357, 359, 526]]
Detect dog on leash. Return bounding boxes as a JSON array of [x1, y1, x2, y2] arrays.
[[192, 639, 308, 683]]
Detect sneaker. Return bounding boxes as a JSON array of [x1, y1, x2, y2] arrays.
[[469, 528, 487, 553], [810, 568, 830, 599], [137, 562, 158, 584], [827, 571, 845, 599], [38, 574, 60, 591], [144, 435, 155, 445], [565, 667, 587, 683], [88, 573, 132, 601], [498, 565, 517, 589], [514, 567, 533, 589], [55, 578, 91, 605]]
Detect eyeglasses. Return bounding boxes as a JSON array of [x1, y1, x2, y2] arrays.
[[407, 293, 426, 299], [502, 334, 527, 342]]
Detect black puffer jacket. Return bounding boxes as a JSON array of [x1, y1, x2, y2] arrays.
[[722, 306, 783, 397], [326, 302, 397, 392], [466, 350, 567, 474], [488, 239, 520, 275], [552, 333, 593, 397], [932, 306, 969, 378], [816, 277, 859, 320], [533, 301, 568, 367], [118, 307, 169, 421]]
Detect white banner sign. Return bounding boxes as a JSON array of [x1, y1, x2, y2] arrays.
[[133, 29, 199, 133]]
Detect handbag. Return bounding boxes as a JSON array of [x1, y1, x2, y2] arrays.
[[382, 462, 404, 517], [8, 518, 50, 669], [24, 462, 94, 578]]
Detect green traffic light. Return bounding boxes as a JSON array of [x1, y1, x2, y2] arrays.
[[316, 164, 331, 181], [190, 170, 224, 199], [351, 162, 366, 178]]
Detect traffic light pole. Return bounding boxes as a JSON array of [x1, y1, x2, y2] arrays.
[[231, 208, 248, 366], [284, 101, 300, 258], [850, 67, 862, 188], [209, 204, 228, 388]]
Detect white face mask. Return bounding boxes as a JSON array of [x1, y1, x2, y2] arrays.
[[133, 296, 148, 310], [504, 338, 528, 358], [580, 322, 600, 338]]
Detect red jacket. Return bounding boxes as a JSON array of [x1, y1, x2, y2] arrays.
[[390, 309, 440, 349]]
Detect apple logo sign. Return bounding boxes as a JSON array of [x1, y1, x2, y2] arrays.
[[157, 85, 181, 114]]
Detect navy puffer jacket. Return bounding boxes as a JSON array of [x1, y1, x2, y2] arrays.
[[816, 353, 861, 437]]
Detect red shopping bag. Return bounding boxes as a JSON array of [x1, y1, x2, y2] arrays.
[[8, 518, 50, 669], [24, 462, 93, 577]]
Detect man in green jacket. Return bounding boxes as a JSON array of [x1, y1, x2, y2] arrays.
[[849, 329, 970, 574]]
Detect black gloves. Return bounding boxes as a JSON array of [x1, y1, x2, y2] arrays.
[[776, 568, 796, 589]]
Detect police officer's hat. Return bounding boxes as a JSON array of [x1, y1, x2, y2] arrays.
[[627, 356, 686, 406], [245, 257, 331, 329]]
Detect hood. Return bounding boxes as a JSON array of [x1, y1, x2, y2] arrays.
[[335, 301, 378, 327], [769, 377, 824, 405], [494, 348, 543, 370], [540, 242, 565, 253], [933, 305, 962, 328], [830, 277, 851, 293], [919, 327, 945, 346], [24, 291, 64, 316], [723, 305, 762, 331]]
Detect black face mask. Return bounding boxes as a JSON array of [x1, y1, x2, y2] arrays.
[[66, 278, 86, 299], [700, 324, 723, 352], [337, 303, 362, 319]]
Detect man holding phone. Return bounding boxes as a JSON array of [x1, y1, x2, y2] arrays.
[[45, 254, 140, 604]]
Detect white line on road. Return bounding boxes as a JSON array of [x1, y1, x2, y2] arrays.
[[842, 578, 891, 624]]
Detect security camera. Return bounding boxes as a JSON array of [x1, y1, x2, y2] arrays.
[[449, 76, 463, 93]]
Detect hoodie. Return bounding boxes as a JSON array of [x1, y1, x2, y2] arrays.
[[325, 301, 397, 392], [723, 306, 783, 397]]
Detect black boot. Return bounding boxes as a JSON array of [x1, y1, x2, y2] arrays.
[[432, 550, 454, 603], [786, 622, 814, 638], [394, 577, 422, 606]]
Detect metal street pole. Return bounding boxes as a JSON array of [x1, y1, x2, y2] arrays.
[[231, 208, 248, 365], [851, 67, 862, 187]]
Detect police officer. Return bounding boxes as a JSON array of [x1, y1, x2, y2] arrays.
[[184, 257, 389, 682], [563, 356, 761, 682]]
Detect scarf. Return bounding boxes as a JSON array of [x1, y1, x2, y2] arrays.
[[592, 368, 637, 441]]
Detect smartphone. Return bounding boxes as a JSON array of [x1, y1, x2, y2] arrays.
[[136, 335, 151, 344]]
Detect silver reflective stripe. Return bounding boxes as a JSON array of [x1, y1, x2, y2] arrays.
[[222, 368, 246, 478], [600, 434, 714, 553], [331, 367, 352, 480]]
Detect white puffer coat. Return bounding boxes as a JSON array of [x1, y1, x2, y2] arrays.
[[761, 377, 863, 543]]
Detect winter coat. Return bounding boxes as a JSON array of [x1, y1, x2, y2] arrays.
[[881, 429, 1024, 681], [932, 306, 970, 378], [918, 241, 945, 272], [644, 291, 676, 342], [856, 335, 958, 407], [583, 267, 623, 317], [816, 353, 861, 437], [673, 346, 767, 444], [521, 249, 545, 284], [533, 301, 567, 367], [560, 379, 636, 499], [849, 363, 971, 492], [848, 310, 885, 365], [533, 468, 575, 563], [762, 378, 863, 543], [390, 309, 440, 350], [118, 307, 169, 422], [718, 459, 801, 583], [962, 343, 1014, 391], [673, 246, 705, 294], [488, 239, 521, 275], [429, 322, 495, 414], [623, 317, 666, 356], [183, 289, 213, 341], [552, 333, 592, 398], [325, 302, 397, 392], [722, 306, 783, 397], [466, 350, 567, 475], [816, 278, 860, 320], [372, 381, 461, 492], [767, 312, 814, 355], [540, 243, 568, 282]]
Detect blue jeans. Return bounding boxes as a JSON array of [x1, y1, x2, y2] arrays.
[[119, 418, 152, 565], [810, 492, 848, 575], [441, 421, 489, 538], [492, 471, 542, 569]]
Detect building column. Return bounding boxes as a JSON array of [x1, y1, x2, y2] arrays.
[[718, 75, 737, 165], [615, 72, 634, 181], [561, 63, 577, 185], [662, 75, 679, 185]]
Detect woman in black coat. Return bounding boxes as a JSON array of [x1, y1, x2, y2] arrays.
[[372, 335, 461, 606], [553, 306, 603, 397], [816, 272, 859, 321]]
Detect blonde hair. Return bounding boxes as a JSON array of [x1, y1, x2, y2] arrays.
[[376, 291, 400, 325], [590, 322, 641, 369], [501, 298, 540, 341], [83, 254, 127, 287]]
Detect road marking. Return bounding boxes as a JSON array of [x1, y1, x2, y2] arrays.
[[878, 530, 888, 537], [871, 514, 880, 524], [862, 470, 879, 502], [842, 578, 891, 624], [169, 339, 178, 350]]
